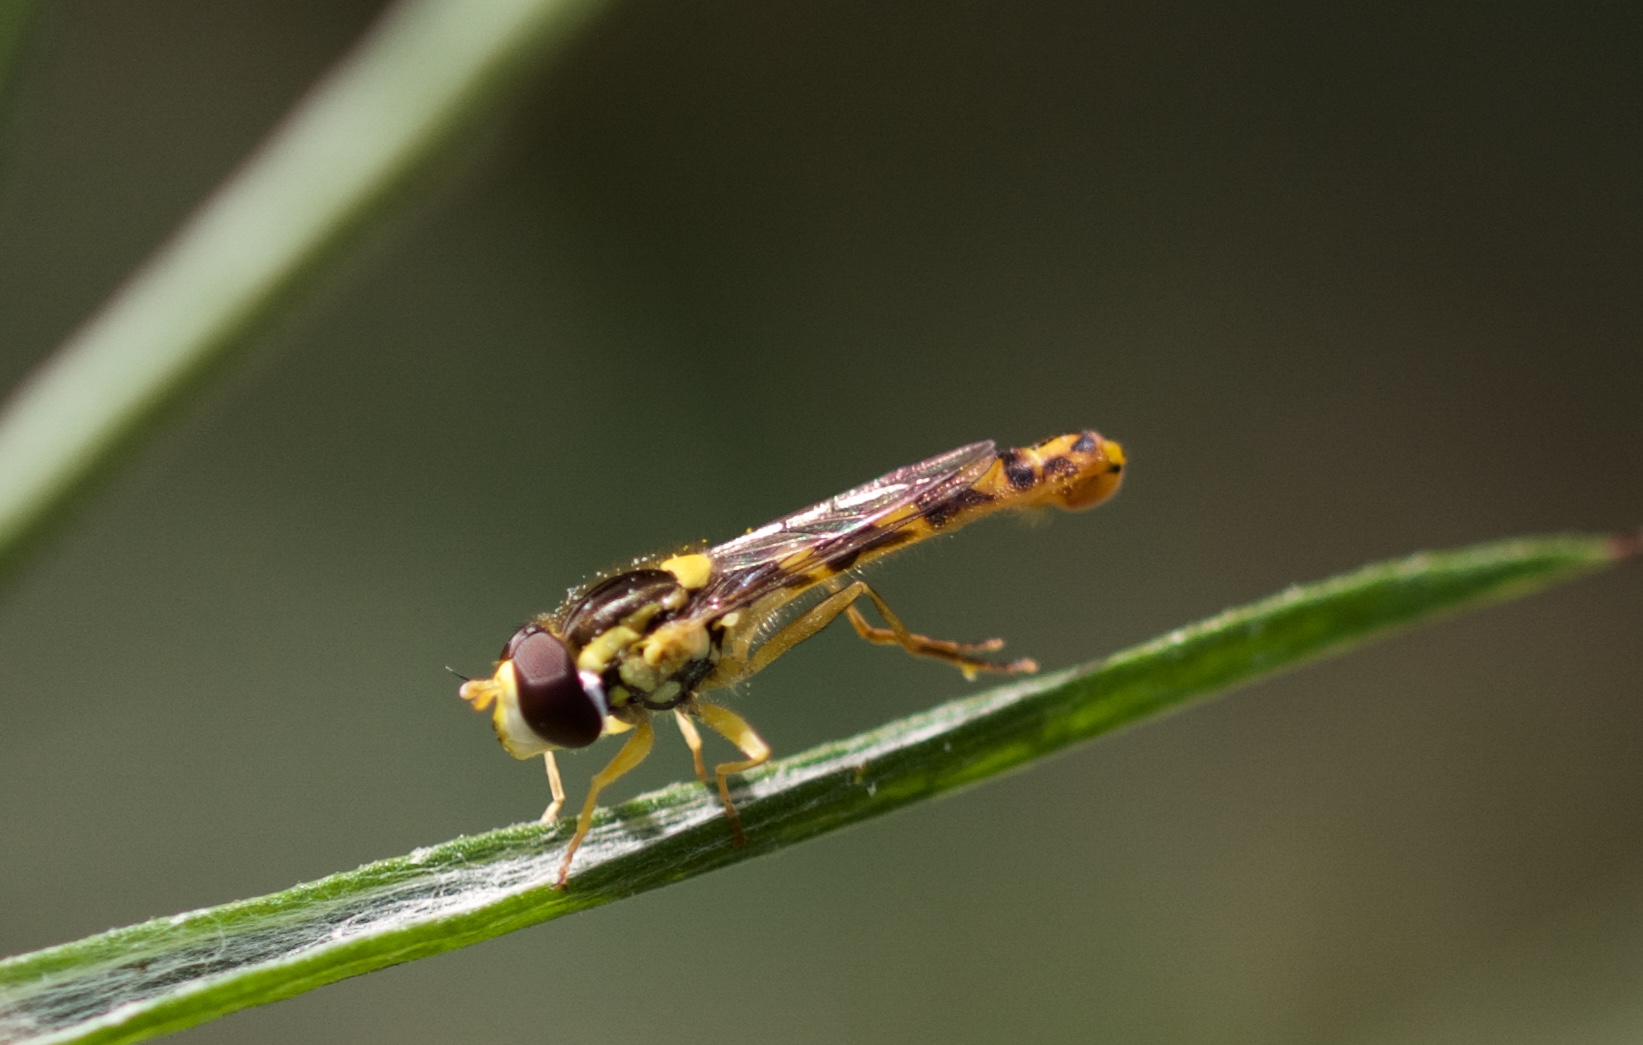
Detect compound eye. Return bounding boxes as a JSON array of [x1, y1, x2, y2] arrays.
[[501, 623, 542, 661], [508, 629, 605, 749]]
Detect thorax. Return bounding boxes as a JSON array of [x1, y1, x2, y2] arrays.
[[556, 564, 721, 712]]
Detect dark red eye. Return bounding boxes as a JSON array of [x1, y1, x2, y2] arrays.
[[507, 628, 605, 749]]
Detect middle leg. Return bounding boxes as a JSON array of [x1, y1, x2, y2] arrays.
[[692, 701, 772, 846], [674, 708, 710, 785]]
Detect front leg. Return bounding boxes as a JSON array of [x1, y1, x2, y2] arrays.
[[539, 751, 566, 824], [554, 714, 655, 888]]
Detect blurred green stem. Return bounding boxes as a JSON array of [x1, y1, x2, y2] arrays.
[[0, 0, 40, 102], [0, 0, 609, 582], [0, 532, 1632, 1045]]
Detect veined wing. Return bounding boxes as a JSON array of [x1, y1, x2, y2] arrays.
[[697, 440, 997, 614]]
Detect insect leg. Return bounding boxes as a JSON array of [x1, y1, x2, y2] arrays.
[[842, 582, 1038, 679], [741, 579, 1035, 680], [539, 752, 566, 824], [693, 702, 772, 847], [673, 708, 710, 785], [740, 583, 870, 676], [555, 714, 655, 888]]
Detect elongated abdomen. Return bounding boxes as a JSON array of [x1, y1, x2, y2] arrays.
[[911, 429, 1124, 529]]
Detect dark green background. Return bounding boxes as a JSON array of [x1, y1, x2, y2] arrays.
[[2, 1, 1640, 1041]]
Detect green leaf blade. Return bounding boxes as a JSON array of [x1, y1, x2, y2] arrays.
[[0, 532, 1630, 1045]]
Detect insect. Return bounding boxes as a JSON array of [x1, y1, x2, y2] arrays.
[[459, 430, 1125, 886]]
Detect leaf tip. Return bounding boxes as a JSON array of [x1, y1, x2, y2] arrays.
[[1608, 528, 1643, 562]]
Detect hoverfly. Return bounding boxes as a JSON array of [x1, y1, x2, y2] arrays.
[[459, 430, 1125, 886]]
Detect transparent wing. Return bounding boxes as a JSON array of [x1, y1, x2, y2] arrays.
[[697, 440, 997, 614]]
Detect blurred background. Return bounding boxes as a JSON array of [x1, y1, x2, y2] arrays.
[[1, 0, 1640, 1041]]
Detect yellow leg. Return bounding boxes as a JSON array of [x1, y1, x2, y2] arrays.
[[693, 702, 772, 847], [841, 585, 1038, 678], [739, 584, 859, 677], [674, 709, 710, 785], [744, 580, 1035, 681], [539, 752, 566, 824], [554, 714, 655, 888]]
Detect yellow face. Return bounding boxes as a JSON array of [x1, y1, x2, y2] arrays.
[[459, 662, 549, 759]]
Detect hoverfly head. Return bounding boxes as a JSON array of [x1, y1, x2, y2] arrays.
[[459, 625, 608, 757]]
